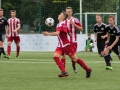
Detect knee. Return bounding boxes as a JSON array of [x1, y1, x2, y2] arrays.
[[8, 42, 11, 46]]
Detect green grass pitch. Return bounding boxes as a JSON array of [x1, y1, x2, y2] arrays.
[[0, 52, 120, 90]]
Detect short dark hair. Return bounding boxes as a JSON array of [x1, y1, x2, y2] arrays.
[[10, 10, 16, 13], [108, 15, 115, 20], [96, 14, 102, 18], [88, 33, 91, 36], [0, 8, 3, 11], [66, 7, 73, 11], [62, 11, 68, 20]]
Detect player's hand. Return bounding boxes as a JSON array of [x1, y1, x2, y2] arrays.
[[6, 34, 8, 38], [42, 31, 49, 36], [107, 46, 112, 50], [101, 36, 106, 39], [70, 19, 75, 25], [95, 39, 97, 42], [13, 30, 17, 33], [105, 40, 109, 45]]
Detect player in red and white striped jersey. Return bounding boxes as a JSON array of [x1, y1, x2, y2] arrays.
[[43, 11, 91, 78], [6, 10, 21, 59], [61, 7, 83, 73]]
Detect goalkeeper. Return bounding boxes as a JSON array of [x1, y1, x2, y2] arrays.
[[84, 33, 94, 52]]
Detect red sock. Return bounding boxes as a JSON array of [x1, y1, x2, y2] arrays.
[[7, 46, 11, 56], [16, 46, 20, 56], [61, 59, 66, 68], [76, 58, 90, 72], [53, 57, 66, 72]]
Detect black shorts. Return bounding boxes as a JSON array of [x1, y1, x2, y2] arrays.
[[0, 34, 5, 42], [97, 40, 105, 54], [107, 42, 120, 56]]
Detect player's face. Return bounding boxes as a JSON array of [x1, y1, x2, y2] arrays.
[[58, 13, 64, 21], [66, 9, 73, 17], [88, 35, 91, 38], [11, 12, 16, 17], [0, 11, 3, 17], [108, 18, 114, 26], [96, 16, 102, 23]]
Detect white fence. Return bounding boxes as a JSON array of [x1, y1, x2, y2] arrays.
[[4, 34, 97, 52]]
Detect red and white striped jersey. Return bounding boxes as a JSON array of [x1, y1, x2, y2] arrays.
[[56, 21, 71, 47], [66, 17, 82, 43], [8, 17, 20, 37]]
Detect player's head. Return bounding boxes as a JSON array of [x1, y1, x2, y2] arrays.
[[11, 10, 16, 18], [88, 33, 91, 38], [66, 7, 73, 17], [58, 11, 68, 21], [108, 15, 115, 26], [0, 9, 4, 17], [96, 14, 102, 23]]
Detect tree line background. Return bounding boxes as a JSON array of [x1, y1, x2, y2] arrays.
[[1, 0, 120, 33]]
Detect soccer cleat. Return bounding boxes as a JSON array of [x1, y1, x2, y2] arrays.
[[3, 55, 8, 58], [58, 72, 69, 77], [106, 66, 113, 70], [86, 68, 92, 78], [74, 70, 78, 73], [16, 56, 19, 59], [7, 55, 11, 59]]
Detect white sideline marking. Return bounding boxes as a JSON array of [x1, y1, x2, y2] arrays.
[[0, 60, 120, 64]]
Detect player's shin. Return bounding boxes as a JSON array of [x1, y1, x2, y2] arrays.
[[104, 54, 111, 66], [61, 58, 66, 68], [16, 45, 20, 57], [76, 58, 90, 72], [53, 57, 66, 72], [7, 46, 11, 56]]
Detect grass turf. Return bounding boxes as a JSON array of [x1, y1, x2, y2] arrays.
[[0, 52, 120, 90]]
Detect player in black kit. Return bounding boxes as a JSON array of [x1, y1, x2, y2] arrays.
[[94, 14, 108, 57], [0, 9, 8, 58], [102, 15, 120, 70]]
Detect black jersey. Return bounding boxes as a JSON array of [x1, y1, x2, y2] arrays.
[[94, 23, 107, 41], [106, 25, 120, 43], [0, 17, 8, 34]]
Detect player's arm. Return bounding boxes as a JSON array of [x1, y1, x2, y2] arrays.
[[108, 36, 119, 50], [70, 19, 83, 32], [94, 32, 97, 42], [105, 32, 110, 44], [15, 24, 21, 31], [42, 31, 60, 36]]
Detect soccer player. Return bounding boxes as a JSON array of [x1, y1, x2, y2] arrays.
[[94, 14, 108, 57], [6, 10, 21, 59], [85, 33, 94, 52], [43, 11, 91, 78], [0, 9, 8, 58], [61, 7, 83, 73], [102, 15, 120, 70]]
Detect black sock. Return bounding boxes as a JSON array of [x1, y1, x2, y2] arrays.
[[1, 47, 6, 55], [104, 54, 111, 66]]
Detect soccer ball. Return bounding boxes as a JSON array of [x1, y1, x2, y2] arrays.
[[45, 17, 54, 27], [90, 43, 94, 47]]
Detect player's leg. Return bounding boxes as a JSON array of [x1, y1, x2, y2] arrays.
[[14, 36, 20, 58], [70, 54, 91, 78], [63, 45, 91, 78], [7, 37, 13, 59], [53, 47, 68, 77], [113, 45, 120, 60], [61, 54, 66, 68], [0, 34, 7, 58], [71, 43, 77, 73], [102, 48, 112, 70]]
